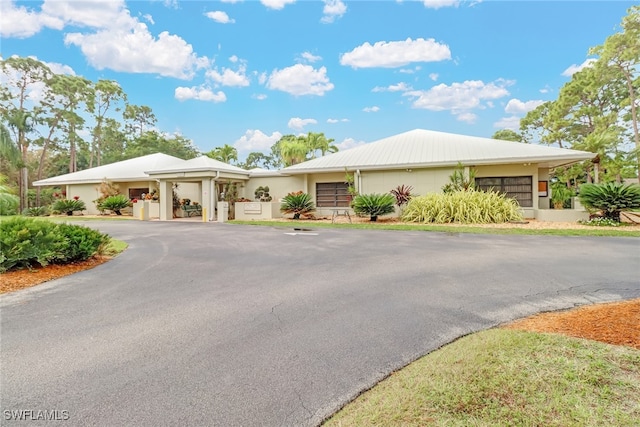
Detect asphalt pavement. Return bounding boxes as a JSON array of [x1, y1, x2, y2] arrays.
[[1, 221, 639, 426]]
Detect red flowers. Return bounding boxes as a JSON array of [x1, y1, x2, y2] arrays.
[[73, 196, 80, 200]]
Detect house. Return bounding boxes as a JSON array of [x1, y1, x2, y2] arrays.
[[34, 129, 596, 221]]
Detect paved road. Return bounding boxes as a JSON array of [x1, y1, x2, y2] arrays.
[[1, 221, 639, 426]]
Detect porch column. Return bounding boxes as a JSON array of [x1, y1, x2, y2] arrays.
[[159, 180, 173, 221], [201, 178, 212, 222]]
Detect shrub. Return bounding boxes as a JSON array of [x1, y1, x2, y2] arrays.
[[52, 198, 86, 216], [254, 186, 272, 202], [22, 206, 50, 217], [280, 191, 315, 219], [352, 193, 396, 221], [390, 185, 414, 209], [550, 183, 574, 209], [0, 217, 111, 272], [55, 223, 111, 262], [578, 182, 640, 222], [442, 162, 477, 194], [98, 194, 131, 215], [402, 189, 523, 224], [0, 174, 19, 216]]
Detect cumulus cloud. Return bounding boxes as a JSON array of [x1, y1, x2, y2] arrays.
[[260, 0, 296, 10], [41, 0, 132, 30], [363, 106, 380, 113], [266, 64, 334, 96], [456, 112, 477, 124], [327, 118, 349, 123], [336, 137, 366, 151], [321, 0, 347, 24], [43, 61, 76, 75], [504, 98, 544, 114], [288, 117, 318, 131], [493, 116, 521, 130], [422, 0, 460, 9], [299, 52, 322, 63], [0, 0, 62, 38], [206, 64, 250, 87], [234, 129, 283, 154], [175, 86, 227, 102], [252, 93, 268, 100], [429, 73, 439, 81], [399, 66, 422, 74], [340, 38, 451, 69], [404, 79, 512, 112], [205, 11, 235, 24], [562, 58, 596, 77], [372, 82, 412, 92]]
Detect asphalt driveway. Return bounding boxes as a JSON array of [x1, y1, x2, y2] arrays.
[[1, 221, 639, 426]]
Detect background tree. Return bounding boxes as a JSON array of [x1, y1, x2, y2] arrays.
[[492, 129, 523, 142], [240, 151, 274, 169], [87, 80, 126, 167], [123, 104, 156, 138], [205, 144, 238, 164], [0, 56, 53, 211], [124, 130, 199, 160]]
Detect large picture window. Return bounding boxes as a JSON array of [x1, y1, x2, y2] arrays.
[[475, 176, 533, 207], [128, 188, 149, 200], [316, 182, 350, 207]]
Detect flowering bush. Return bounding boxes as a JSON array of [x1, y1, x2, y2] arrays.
[[577, 217, 623, 227]]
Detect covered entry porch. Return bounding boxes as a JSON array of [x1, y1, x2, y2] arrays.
[[146, 156, 250, 222]]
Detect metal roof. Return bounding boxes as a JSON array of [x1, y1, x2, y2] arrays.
[[33, 153, 186, 186], [146, 155, 249, 175], [282, 129, 596, 173]]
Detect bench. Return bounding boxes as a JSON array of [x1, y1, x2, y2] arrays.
[[180, 204, 202, 217]]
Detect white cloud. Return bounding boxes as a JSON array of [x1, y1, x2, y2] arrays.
[[340, 38, 451, 69], [206, 64, 250, 87], [336, 137, 366, 151], [456, 112, 477, 124], [257, 72, 268, 85], [142, 14, 154, 25], [0, 0, 63, 38], [404, 79, 512, 112], [175, 86, 227, 102], [493, 116, 521, 130], [327, 118, 349, 123], [372, 82, 413, 92], [429, 73, 439, 81], [266, 64, 334, 96], [221, 0, 242, 3], [422, 0, 460, 9], [288, 117, 318, 131], [539, 85, 551, 94], [43, 61, 76, 75], [252, 93, 267, 100], [363, 106, 380, 113], [504, 98, 544, 114], [229, 55, 239, 63], [399, 66, 422, 74], [562, 58, 596, 77], [299, 52, 322, 63], [205, 11, 235, 24], [321, 0, 347, 24], [234, 129, 283, 153], [41, 0, 132, 30], [260, 0, 296, 10]]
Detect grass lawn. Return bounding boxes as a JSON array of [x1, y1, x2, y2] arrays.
[[324, 329, 640, 426], [231, 220, 640, 238]]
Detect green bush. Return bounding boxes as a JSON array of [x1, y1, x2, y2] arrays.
[[578, 182, 640, 222], [402, 190, 523, 224], [55, 223, 111, 262], [280, 191, 315, 219], [52, 198, 86, 215], [0, 217, 111, 272], [352, 193, 396, 221], [22, 206, 50, 217], [0, 175, 19, 216], [98, 194, 131, 215]]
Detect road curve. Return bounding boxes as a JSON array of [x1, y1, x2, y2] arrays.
[[2, 221, 639, 426]]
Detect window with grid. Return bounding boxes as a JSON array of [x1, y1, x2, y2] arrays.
[[316, 182, 350, 207], [475, 176, 533, 207]]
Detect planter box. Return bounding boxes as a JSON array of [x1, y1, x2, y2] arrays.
[[234, 202, 282, 220]]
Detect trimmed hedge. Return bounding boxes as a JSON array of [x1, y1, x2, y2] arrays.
[[0, 217, 111, 272]]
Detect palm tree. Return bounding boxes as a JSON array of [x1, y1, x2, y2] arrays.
[[305, 132, 337, 158], [206, 144, 238, 164], [279, 136, 308, 166], [0, 123, 20, 166]]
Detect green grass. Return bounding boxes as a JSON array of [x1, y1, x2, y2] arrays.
[[103, 238, 128, 256], [324, 329, 640, 427], [0, 215, 135, 222], [230, 220, 640, 237]]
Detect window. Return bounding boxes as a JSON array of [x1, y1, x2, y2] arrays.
[[128, 188, 149, 200], [475, 176, 533, 207], [316, 182, 350, 207]]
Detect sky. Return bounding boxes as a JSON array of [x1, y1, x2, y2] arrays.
[[0, 0, 635, 162]]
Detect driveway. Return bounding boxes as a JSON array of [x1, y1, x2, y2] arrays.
[[1, 221, 639, 426]]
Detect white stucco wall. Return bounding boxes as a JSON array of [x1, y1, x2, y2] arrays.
[[243, 176, 305, 202]]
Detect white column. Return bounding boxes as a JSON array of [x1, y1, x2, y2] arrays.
[[159, 180, 173, 221]]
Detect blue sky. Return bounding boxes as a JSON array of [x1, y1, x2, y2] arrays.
[[0, 0, 635, 162]]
